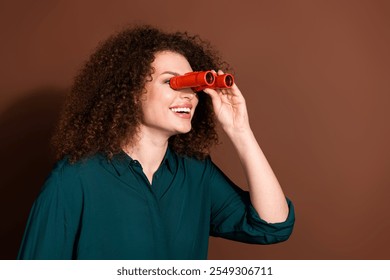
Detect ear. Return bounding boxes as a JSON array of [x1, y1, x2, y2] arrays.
[[136, 90, 148, 103]]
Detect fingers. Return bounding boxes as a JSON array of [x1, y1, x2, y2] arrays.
[[202, 87, 220, 99], [204, 69, 243, 99]]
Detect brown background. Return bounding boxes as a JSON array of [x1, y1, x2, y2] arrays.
[[1, 0, 389, 259]]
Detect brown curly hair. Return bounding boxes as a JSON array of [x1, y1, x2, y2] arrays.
[[52, 25, 229, 163]]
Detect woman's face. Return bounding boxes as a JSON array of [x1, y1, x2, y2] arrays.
[[140, 51, 199, 138]]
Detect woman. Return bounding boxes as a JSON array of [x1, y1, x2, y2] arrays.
[[18, 25, 295, 260]]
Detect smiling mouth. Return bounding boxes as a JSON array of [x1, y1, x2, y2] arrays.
[[169, 107, 191, 114]]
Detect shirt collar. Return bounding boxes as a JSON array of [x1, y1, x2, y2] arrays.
[[110, 146, 177, 176], [110, 150, 132, 176], [164, 146, 177, 174]]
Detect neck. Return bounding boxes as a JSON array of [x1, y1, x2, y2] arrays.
[[123, 127, 169, 183]]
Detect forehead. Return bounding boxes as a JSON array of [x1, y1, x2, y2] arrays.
[[152, 51, 192, 74]]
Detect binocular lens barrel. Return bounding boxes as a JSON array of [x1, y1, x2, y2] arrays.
[[205, 72, 215, 84], [225, 75, 234, 87], [215, 74, 234, 88], [170, 71, 234, 92], [170, 71, 214, 90]]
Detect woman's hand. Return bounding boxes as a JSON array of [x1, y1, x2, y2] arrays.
[[203, 70, 250, 136]]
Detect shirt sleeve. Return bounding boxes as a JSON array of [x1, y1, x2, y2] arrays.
[[208, 158, 295, 244], [17, 161, 83, 260]]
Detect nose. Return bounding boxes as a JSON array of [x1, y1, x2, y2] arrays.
[[179, 88, 197, 100]]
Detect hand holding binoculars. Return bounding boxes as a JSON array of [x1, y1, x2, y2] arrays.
[[169, 71, 234, 92]]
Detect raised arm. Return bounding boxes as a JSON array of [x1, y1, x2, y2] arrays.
[[204, 71, 289, 223]]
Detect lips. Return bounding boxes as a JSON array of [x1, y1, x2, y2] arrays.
[[170, 107, 191, 113], [169, 104, 193, 119]]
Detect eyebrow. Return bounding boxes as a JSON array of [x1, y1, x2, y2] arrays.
[[160, 71, 182, 76]]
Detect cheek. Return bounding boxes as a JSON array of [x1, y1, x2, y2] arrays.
[[142, 90, 169, 110], [193, 98, 199, 111], [149, 89, 174, 105], [141, 97, 170, 121]]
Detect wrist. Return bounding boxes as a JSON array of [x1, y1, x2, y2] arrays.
[[225, 125, 255, 146]]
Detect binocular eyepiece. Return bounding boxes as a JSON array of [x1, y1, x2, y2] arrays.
[[169, 71, 234, 92]]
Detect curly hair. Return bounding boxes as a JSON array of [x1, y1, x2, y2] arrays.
[[52, 25, 229, 163]]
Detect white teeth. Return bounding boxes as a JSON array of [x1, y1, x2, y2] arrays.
[[170, 107, 191, 113]]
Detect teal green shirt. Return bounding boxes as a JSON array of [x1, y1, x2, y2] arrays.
[[18, 148, 295, 260]]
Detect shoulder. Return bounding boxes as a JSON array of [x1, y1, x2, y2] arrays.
[[175, 153, 212, 168], [173, 153, 220, 178], [40, 154, 106, 194], [50, 155, 98, 177]]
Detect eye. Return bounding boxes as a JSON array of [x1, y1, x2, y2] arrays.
[[164, 79, 171, 84]]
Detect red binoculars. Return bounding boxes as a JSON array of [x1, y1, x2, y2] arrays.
[[169, 71, 234, 92]]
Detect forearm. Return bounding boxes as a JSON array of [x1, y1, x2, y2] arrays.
[[227, 127, 289, 223], [203, 77, 289, 223]]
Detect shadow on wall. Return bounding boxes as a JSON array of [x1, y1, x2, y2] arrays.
[[0, 89, 66, 259]]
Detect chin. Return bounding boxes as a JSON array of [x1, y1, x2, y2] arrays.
[[174, 126, 192, 135]]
